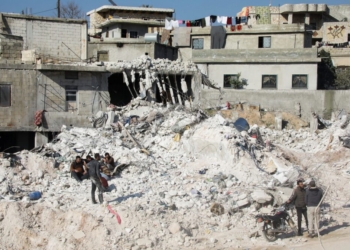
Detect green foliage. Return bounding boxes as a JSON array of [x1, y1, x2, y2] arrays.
[[317, 50, 336, 89], [224, 73, 248, 89], [335, 67, 350, 89]]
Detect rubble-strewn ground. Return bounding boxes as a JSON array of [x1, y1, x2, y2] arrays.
[[1, 100, 350, 250]]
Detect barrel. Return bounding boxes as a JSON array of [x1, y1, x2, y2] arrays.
[[144, 33, 160, 43]]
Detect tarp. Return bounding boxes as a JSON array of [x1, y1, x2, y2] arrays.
[[234, 118, 250, 132]]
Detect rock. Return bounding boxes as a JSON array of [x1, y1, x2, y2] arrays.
[[251, 190, 272, 204], [136, 238, 153, 248], [2, 159, 11, 168], [236, 198, 250, 208], [22, 174, 29, 181], [266, 159, 277, 174], [37, 170, 44, 179], [210, 238, 218, 243], [73, 231, 85, 240], [210, 203, 225, 216], [168, 222, 182, 234]]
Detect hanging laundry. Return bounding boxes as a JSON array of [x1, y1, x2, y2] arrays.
[[165, 19, 172, 30], [178, 20, 184, 24], [241, 16, 247, 24], [219, 16, 228, 25], [205, 16, 211, 26], [171, 20, 179, 28], [211, 26, 226, 49], [186, 21, 191, 27], [235, 17, 241, 25], [210, 15, 217, 23], [194, 19, 202, 26], [200, 18, 206, 27], [227, 17, 232, 25]]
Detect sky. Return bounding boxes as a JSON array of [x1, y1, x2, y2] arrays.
[[1, 0, 350, 20]]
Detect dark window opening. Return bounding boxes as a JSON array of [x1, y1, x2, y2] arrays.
[[258, 36, 271, 48], [121, 29, 127, 38], [108, 73, 193, 107], [223, 75, 238, 89], [192, 38, 204, 49], [65, 71, 79, 80], [262, 75, 277, 89], [0, 132, 35, 153], [292, 75, 308, 89], [65, 86, 77, 112], [106, 27, 109, 38], [309, 23, 317, 30], [130, 31, 138, 38], [0, 84, 11, 107]]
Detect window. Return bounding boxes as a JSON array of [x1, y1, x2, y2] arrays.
[[262, 75, 277, 89], [130, 31, 138, 38], [0, 84, 11, 107], [224, 75, 238, 89], [292, 75, 308, 89], [258, 36, 271, 48], [65, 71, 78, 80], [309, 23, 317, 30], [65, 86, 77, 112], [121, 29, 127, 38], [192, 38, 204, 49]]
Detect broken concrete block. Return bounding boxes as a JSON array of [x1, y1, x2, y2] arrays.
[[266, 159, 277, 174], [251, 190, 272, 204], [73, 231, 85, 240], [275, 117, 282, 131], [136, 238, 153, 247], [236, 198, 250, 208]]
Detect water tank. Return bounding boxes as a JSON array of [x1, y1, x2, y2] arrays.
[[144, 33, 160, 43]]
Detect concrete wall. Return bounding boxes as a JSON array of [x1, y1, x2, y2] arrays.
[[205, 63, 318, 90], [201, 89, 350, 120], [88, 42, 177, 61], [103, 23, 148, 39], [0, 65, 37, 131], [1, 13, 87, 61], [36, 70, 110, 131], [0, 34, 23, 60]]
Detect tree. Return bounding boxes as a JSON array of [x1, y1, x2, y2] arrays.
[[317, 50, 336, 89], [335, 67, 350, 89], [58, 0, 84, 19]]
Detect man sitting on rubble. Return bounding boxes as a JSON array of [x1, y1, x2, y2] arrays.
[[70, 156, 89, 182], [104, 153, 115, 171], [305, 180, 323, 238], [87, 153, 105, 204]]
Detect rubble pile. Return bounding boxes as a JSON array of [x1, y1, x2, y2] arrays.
[[1, 103, 350, 249]]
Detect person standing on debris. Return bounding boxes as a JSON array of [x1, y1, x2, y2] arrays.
[[104, 153, 115, 171], [305, 180, 323, 238], [287, 179, 309, 236], [70, 156, 89, 182], [87, 153, 105, 204]]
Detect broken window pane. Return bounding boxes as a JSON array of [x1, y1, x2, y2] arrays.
[[192, 38, 204, 49], [223, 75, 238, 89], [0, 84, 11, 107], [262, 75, 277, 89], [292, 75, 308, 89]]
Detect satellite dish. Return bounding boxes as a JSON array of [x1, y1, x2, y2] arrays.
[[108, 0, 117, 6]]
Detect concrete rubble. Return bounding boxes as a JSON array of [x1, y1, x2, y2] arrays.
[[1, 101, 350, 249]]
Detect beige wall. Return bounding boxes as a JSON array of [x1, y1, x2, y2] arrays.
[[205, 63, 318, 90]]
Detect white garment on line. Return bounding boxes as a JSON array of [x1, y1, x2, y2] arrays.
[[205, 16, 211, 27], [165, 19, 172, 30], [171, 20, 179, 28]]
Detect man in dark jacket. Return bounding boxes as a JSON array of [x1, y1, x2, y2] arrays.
[[305, 180, 323, 237], [87, 153, 104, 204], [288, 179, 308, 236]]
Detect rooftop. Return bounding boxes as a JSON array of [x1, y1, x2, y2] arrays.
[[87, 5, 174, 16]]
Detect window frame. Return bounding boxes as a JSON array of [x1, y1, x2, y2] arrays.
[[65, 86, 78, 102], [0, 84, 11, 107], [292, 74, 308, 89], [130, 31, 138, 39], [192, 38, 204, 50], [262, 75, 278, 89], [258, 36, 271, 48], [223, 74, 239, 89]]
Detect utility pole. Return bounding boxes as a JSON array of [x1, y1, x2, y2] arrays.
[[57, 0, 60, 18]]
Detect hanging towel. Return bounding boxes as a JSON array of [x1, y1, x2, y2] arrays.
[[241, 16, 247, 24], [211, 26, 226, 49], [205, 16, 211, 26], [171, 20, 179, 28], [220, 16, 228, 25], [165, 19, 172, 30], [200, 18, 206, 27], [194, 19, 201, 26], [235, 17, 240, 25]]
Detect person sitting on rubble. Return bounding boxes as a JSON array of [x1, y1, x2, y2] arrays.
[[70, 156, 89, 182], [104, 153, 115, 171], [87, 153, 105, 204]]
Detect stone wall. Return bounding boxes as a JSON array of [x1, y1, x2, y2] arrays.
[[1, 13, 87, 62], [0, 34, 23, 61]]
